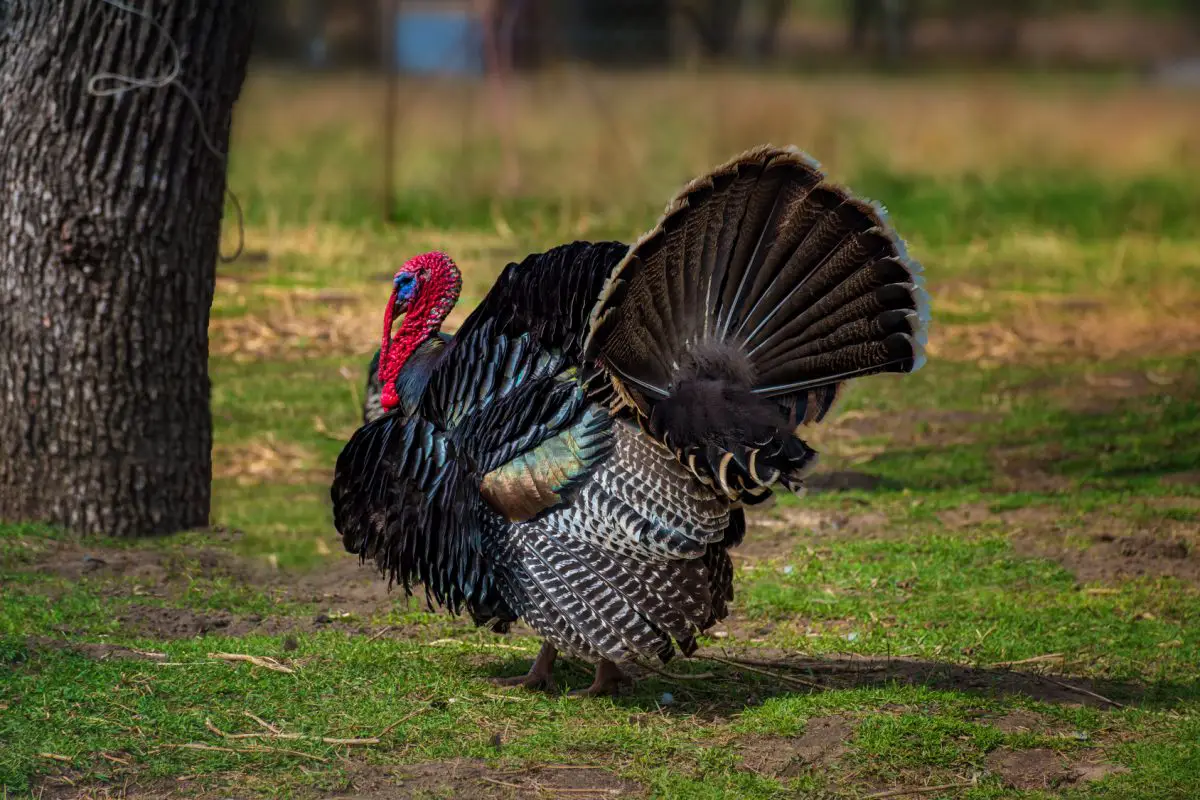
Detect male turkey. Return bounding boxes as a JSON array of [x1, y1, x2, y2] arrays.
[[332, 146, 929, 695]]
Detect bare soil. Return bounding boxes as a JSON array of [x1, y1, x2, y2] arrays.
[[1161, 471, 1200, 488], [988, 445, 1079, 493], [738, 715, 854, 777], [985, 747, 1128, 791], [19, 535, 476, 641], [38, 760, 643, 799], [939, 504, 1200, 587], [982, 709, 1067, 735], [30, 535, 396, 612], [737, 506, 890, 562]]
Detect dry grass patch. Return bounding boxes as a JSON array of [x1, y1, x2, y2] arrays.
[[213, 435, 322, 486], [209, 286, 473, 362], [928, 234, 1200, 363], [209, 227, 539, 361], [235, 72, 1200, 196], [930, 294, 1200, 365]]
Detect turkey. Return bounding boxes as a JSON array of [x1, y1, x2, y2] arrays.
[[332, 146, 929, 695]]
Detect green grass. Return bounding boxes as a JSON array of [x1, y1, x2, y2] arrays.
[[3, 72, 1200, 798]]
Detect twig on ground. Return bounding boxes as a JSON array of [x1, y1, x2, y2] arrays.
[[208, 652, 294, 674], [483, 773, 619, 796], [244, 711, 282, 734], [480, 777, 526, 790], [427, 638, 530, 652], [37, 753, 72, 763], [99, 753, 129, 765], [706, 654, 822, 690], [308, 735, 381, 746], [709, 654, 815, 670], [865, 782, 976, 799], [159, 742, 327, 761], [1039, 676, 1126, 708], [364, 625, 394, 643], [205, 717, 380, 746], [159, 743, 236, 755], [990, 653, 1064, 668], [128, 648, 168, 660], [635, 660, 715, 681], [483, 692, 533, 702], [377, 706, 431, 738]]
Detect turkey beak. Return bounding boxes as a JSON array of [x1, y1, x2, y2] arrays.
[[392, 294, 411, 318]]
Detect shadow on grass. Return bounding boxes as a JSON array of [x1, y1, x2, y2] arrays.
[[487, 650, 1198, 717]]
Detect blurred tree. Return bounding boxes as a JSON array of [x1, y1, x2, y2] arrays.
[[849, 0, 917, 61], [0, 1, 254, 536], [254, 0, 296, 59], [755, 0, 790, 60], [562, 0, 672, 65], [700, 0, 744, 58]]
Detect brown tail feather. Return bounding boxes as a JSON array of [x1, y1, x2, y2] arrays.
[[584, 145, 929, 497]]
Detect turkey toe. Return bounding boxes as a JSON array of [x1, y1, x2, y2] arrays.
[[568, 660, 626, 697], [488, 642, 557, 692], [488, 672, 557, 692]]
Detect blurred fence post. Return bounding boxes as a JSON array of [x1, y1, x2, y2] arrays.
[[383, 0, 400, 222]]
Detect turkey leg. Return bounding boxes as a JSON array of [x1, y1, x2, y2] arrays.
[[568, 659, 626, 697], [488, 641, 557, 691]]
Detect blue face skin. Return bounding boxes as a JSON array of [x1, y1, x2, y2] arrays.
[[393, 272, 417, 313]]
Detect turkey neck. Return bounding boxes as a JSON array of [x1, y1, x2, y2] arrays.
[[380, 271, 460, 410]]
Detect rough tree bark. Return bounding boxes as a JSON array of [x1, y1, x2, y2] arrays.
[[0, 2, 254, 536]]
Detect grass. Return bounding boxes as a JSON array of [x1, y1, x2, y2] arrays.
[[2, 70, 1200, 798]]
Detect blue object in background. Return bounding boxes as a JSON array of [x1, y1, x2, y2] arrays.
[[394, 7, 484, 76]]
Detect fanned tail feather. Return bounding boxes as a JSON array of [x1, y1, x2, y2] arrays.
[[584, 145, 929, 498]]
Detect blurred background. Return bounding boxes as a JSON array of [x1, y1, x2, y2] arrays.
[[255, 0, 1200, 73], [210, 0, 1200, 558], [235, 0, 1200, 227]]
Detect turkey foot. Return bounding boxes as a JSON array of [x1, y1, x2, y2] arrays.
[[488, 642, 557, 692], [568, 659, 626, 697]]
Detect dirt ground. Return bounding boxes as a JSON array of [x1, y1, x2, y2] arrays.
[[984, 748, 1128, 792], [738, 715, 855, 778], [37, 760, 643, 799], [939, 504, 1200, 588]]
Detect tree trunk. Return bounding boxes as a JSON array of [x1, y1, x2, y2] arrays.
[[0, 1, 254, 537]]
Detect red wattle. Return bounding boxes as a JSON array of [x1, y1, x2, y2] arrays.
[[379, 286, 400, 410], [381, 382, 400, 410]]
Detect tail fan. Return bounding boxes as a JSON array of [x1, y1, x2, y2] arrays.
[[584, 145, 929, 498]]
